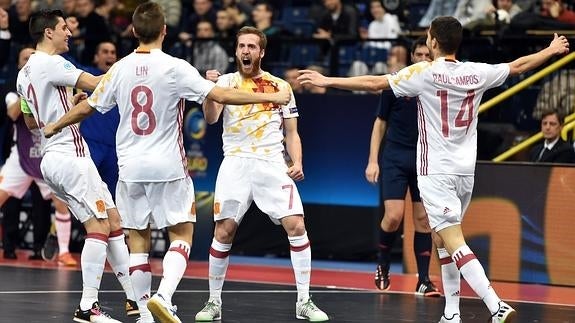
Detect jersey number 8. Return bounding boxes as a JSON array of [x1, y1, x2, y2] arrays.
[[131, 85, 156, 135]]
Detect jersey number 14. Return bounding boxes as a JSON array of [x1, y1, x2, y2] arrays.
[[437, 89, 475, 137]]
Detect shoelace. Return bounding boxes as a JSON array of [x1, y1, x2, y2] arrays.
[[202, 302, 220, 315], [300, 301, 320, 316]]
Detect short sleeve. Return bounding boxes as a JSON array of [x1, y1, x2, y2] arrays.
[[175, 59, 216, 104], [479, 63, 510, 89], [88, 64, 117, 113], [50, 55, 83, 87], [387, 62, 428, 98], [282, 82, 298, 119]]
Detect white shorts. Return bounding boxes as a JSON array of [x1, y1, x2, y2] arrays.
[[214, 156, 304, 225], [116, 176, 196, 230], [0, 145, 52, 199], [40, 152, 114, 223], [417, 174, 474, 231]]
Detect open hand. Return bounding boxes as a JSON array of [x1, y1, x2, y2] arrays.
[[297, 69, 329, 88]]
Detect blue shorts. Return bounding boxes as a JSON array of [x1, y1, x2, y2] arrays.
[[380, 144, 420, 202], [85, 139, 118, 201]]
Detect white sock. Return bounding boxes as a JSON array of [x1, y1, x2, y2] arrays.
[[157, 240, 190, 302], [130, 253, 153, 320], [107, 229, 136, 300], [208, 238, 231, 304], [438, 247, 460, 318], [289, 232, 311, 302], [453, 245, 501, 314], [55, 211, 71, 254], [80, 234, 108, 310]]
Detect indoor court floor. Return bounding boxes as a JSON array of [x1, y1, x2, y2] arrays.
[[1, 251, 574, 322]]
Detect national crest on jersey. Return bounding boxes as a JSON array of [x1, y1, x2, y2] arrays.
[[217, 71, 297, 161]]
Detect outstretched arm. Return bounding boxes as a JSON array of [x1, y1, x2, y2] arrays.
[[43, 99, 95, 138], [508, 33, 570, 76], [206, 86, 291, 106], [75, 72, 103, 91], [297, 70, 391, 92]]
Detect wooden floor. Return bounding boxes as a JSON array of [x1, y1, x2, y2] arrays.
[[1, 250, 574, 322]]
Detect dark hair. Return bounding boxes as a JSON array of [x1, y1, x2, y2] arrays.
[[132, 2, 165, 44], [29, 9, 64, 44], [429, 16, 462, 55], [541, 109, 565, 125], [255, 1, 274, 19], [411, 36, 427, 55], [236, 26, 267, 50]]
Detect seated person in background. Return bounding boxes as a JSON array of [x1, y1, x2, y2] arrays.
[[362, 0, 401, 50], [348, 43, 408, 77], [529, 109, 575, 163], [540, 0, 575, 25], [484, 0, 523, 25]]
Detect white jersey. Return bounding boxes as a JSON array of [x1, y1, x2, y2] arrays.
[[387, 57, 509, 175], [87, 48, 215, 182], [216, 71, 298, 162], [16, 51, 87, 157]]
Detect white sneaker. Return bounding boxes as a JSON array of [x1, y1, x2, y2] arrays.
[[296, 299, 329, 322], [147, 294, 181, 323], [490, 301, 516, 322], [439, 313, 462, 322], [195, 300, 222, 321], [72, 302, 122, 323]]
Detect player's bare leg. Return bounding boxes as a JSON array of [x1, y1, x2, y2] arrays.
[[148, 221, 193, 323], [196, 218, 237, 322], [282, 215, 328, 322], [436, 225, 516, 323]]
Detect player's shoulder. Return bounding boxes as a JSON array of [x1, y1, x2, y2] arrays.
[[263, 71, 288, 85]]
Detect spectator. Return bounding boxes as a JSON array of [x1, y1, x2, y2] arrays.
[[532, 70, 575, 121], [452, 0, 493, 29], [215, 8, 237, 55], [179, 0, 217, 43], [540, 0, 575, 25], [252, 1, 282, 68], [0, 7, 9, 69], [73, 0, 112, 65], [192, 19, 230, 75], [349, 43, 408, 78], [485, 0, 523, 24], [418, 0, 457, 28], [528, 109, 575, 163], [313, 0, 359, 40], [8, 0, 33, 46], [362, 0, 401, 50], [152, 0, 182, 50]]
